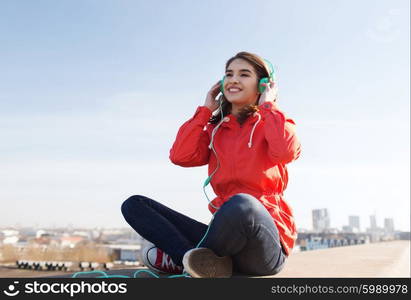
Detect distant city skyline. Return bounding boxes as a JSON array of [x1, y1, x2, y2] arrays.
[[310, 209, 400, 233], [2, 210, 404, 234]]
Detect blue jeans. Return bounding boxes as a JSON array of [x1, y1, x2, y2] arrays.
[[121, 193, 286, 276]]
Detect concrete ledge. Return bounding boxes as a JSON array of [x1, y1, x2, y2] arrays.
[[1, 240, 409, 278], [56, 240, 411, 278]]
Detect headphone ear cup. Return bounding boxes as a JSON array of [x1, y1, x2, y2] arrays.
[[259, 77, 269, 93], [220, 76, 225, 94]]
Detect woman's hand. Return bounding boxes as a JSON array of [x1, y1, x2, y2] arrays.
[[258, 80, 278, 106], [204, 81, 222, 112]]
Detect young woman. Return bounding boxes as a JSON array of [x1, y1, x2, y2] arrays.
[[121, 51, 301, 278]]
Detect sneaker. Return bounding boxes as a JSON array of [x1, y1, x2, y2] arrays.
[[141, 242, 183, 274], [182, 248, 232, 278]]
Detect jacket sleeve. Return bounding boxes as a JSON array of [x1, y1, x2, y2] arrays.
[[169, 106, 212, 167], [258, 101, 301, 164]]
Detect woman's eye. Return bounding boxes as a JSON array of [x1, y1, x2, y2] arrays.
[[225, 74, 249, 77]]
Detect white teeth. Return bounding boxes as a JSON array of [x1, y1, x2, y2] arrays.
[[228, 88, 241, 92]]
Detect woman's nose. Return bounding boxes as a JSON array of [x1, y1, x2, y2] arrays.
[[228, 76, 239, 83]]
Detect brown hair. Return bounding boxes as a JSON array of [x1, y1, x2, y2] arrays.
[[209, 51, 273, 125]]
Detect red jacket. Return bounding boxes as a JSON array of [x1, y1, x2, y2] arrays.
[[169, 101, 301, 255]]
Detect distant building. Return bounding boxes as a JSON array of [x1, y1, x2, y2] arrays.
[[2, 235, 19, 245], [342, 225, 353, 233], [104, 244, 142, 262], [384, 218, 395, 233], [1, 229, 20, 245], [60, 236, 86, 248], [312, 209, 330, 232], [349, 216, 360, 232], [36, 229, 54, 239], [370, 215, 377, 230], [366, 215, 387, 242]]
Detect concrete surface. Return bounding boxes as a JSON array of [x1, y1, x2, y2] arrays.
[[275, 240, 410, 278], [1, 240, 409, 278]]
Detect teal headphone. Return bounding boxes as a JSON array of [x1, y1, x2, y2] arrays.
[[219, 58, 275, 94]]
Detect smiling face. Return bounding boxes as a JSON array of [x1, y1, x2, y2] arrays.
[[223, 58, 260, 108]]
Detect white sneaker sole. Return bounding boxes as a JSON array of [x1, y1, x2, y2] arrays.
[[141, 243, 165, 273], [182, 248, 232, 278]]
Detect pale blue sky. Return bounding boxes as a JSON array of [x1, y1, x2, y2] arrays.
[[0, 0, 409, 231]]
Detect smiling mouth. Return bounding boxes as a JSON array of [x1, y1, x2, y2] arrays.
[[227, 88, 242, 93]]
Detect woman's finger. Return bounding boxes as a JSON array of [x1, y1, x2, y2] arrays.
[[212, 82, 221, 90], [269, 80, 275, 88]]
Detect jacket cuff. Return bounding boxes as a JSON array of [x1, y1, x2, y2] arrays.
[[194, 106, 213, 124]]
